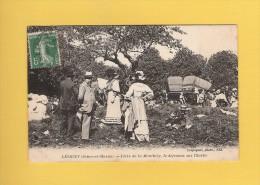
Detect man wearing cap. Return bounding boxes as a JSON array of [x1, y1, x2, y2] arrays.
[[59, 73, 79, 139], [224, 86, 230, 101], [78, 72, 96, 143], [230, 88, 238, 108]]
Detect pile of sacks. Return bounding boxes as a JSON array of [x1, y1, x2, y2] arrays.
[[28, 93, 50, 121]]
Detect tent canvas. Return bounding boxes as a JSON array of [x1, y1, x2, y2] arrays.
[[183, 76, 196, 91], [168, 76, 212, 92], [168, 76, 183, 92], [194, 77, 212, 90]]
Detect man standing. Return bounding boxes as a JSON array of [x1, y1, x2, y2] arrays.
[[78, 72, 96, 144], [59, 73, 78, 139], [224, 86, 230, 103], [197, 89, 205, 107]]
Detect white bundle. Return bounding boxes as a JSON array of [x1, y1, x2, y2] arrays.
[[28, 94, 49, 121]]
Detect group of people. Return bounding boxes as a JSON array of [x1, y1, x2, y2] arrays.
[[28, 93, 59, 121], [59, 69, 154, 145], [28, 69, 238, 146], [178, 86, 238, 108], [194, 86, 238, 108]]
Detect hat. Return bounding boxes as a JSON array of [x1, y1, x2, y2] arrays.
[[216, 89, 221, 94], [136, 71, 146, 81], [170, 112, 176, 117], [232, 88, 237, 91], [85, 71, 93, 77], [179, 105, 188, 111]]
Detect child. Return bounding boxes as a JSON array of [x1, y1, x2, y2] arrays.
[[121, 96, 135, 141], [179, 92, 186, 104]]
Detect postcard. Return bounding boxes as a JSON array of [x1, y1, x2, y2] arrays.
[[27, 25, 238, 162]]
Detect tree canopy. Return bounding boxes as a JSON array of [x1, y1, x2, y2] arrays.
[[59, 25, 185, 73], [169, 48, 206, 78], [204, 50, 238, 89], [27, 26, 238, 96]]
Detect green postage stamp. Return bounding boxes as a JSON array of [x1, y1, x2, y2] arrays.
[[28, 32, 60, 69]]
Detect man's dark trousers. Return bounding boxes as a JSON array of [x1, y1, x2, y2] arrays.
[[60, 109, 77, 137]]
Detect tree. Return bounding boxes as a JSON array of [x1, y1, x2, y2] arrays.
[[63, 25, 185, 74], [204, 50, 238, 89], [137, 48, 171, 93], [27, 26, 185, 95], [27, 27, 109, 95], [135, 48, 208, 95], [169, 48, 207, 77]]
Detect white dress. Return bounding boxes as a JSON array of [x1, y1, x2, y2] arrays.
[[104, 79, 122, 124], [125, 82, 154, 141]]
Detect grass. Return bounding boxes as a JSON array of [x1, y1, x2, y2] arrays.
[[28, 104, 238, 148]]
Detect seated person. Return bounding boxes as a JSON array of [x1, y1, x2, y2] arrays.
[[215, 89, 229, 107]]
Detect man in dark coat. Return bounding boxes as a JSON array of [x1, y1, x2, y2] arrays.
[[59, 73, 79, 138]]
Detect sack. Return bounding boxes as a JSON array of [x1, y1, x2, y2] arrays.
[[74, 111, 82, 130]]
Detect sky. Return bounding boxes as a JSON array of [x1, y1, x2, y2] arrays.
[[156, 25, 237, 60]]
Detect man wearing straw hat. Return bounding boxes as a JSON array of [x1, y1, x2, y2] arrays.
[[78, 71, 96, 144]]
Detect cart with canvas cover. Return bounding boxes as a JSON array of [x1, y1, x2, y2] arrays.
[[167, 76, 212, 104]]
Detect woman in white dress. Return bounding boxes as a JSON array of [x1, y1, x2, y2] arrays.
[[124, 71, 154, 141], [103, 69, 122, 124]]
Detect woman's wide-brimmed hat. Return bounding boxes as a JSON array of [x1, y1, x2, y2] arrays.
[[135, 71, 146, 80]]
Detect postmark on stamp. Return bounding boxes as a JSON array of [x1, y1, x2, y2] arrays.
[[28, 31, 60, 69]]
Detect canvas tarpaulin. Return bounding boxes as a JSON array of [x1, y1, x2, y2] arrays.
[[183, 76, 196, 91], [168, 76, 212, 92], [194, 77, 212, 90], [168, 76, 183, 92]]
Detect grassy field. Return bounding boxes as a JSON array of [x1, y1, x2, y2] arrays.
[[28, 104, 238, 148]]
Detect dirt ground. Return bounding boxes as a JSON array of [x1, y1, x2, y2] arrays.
[[28, 104, 238, 148]]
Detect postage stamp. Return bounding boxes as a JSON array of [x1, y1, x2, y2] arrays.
[[28, 32, 60, 69]]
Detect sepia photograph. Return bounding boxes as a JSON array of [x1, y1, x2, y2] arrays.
[[27, 25, 238, 161]]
